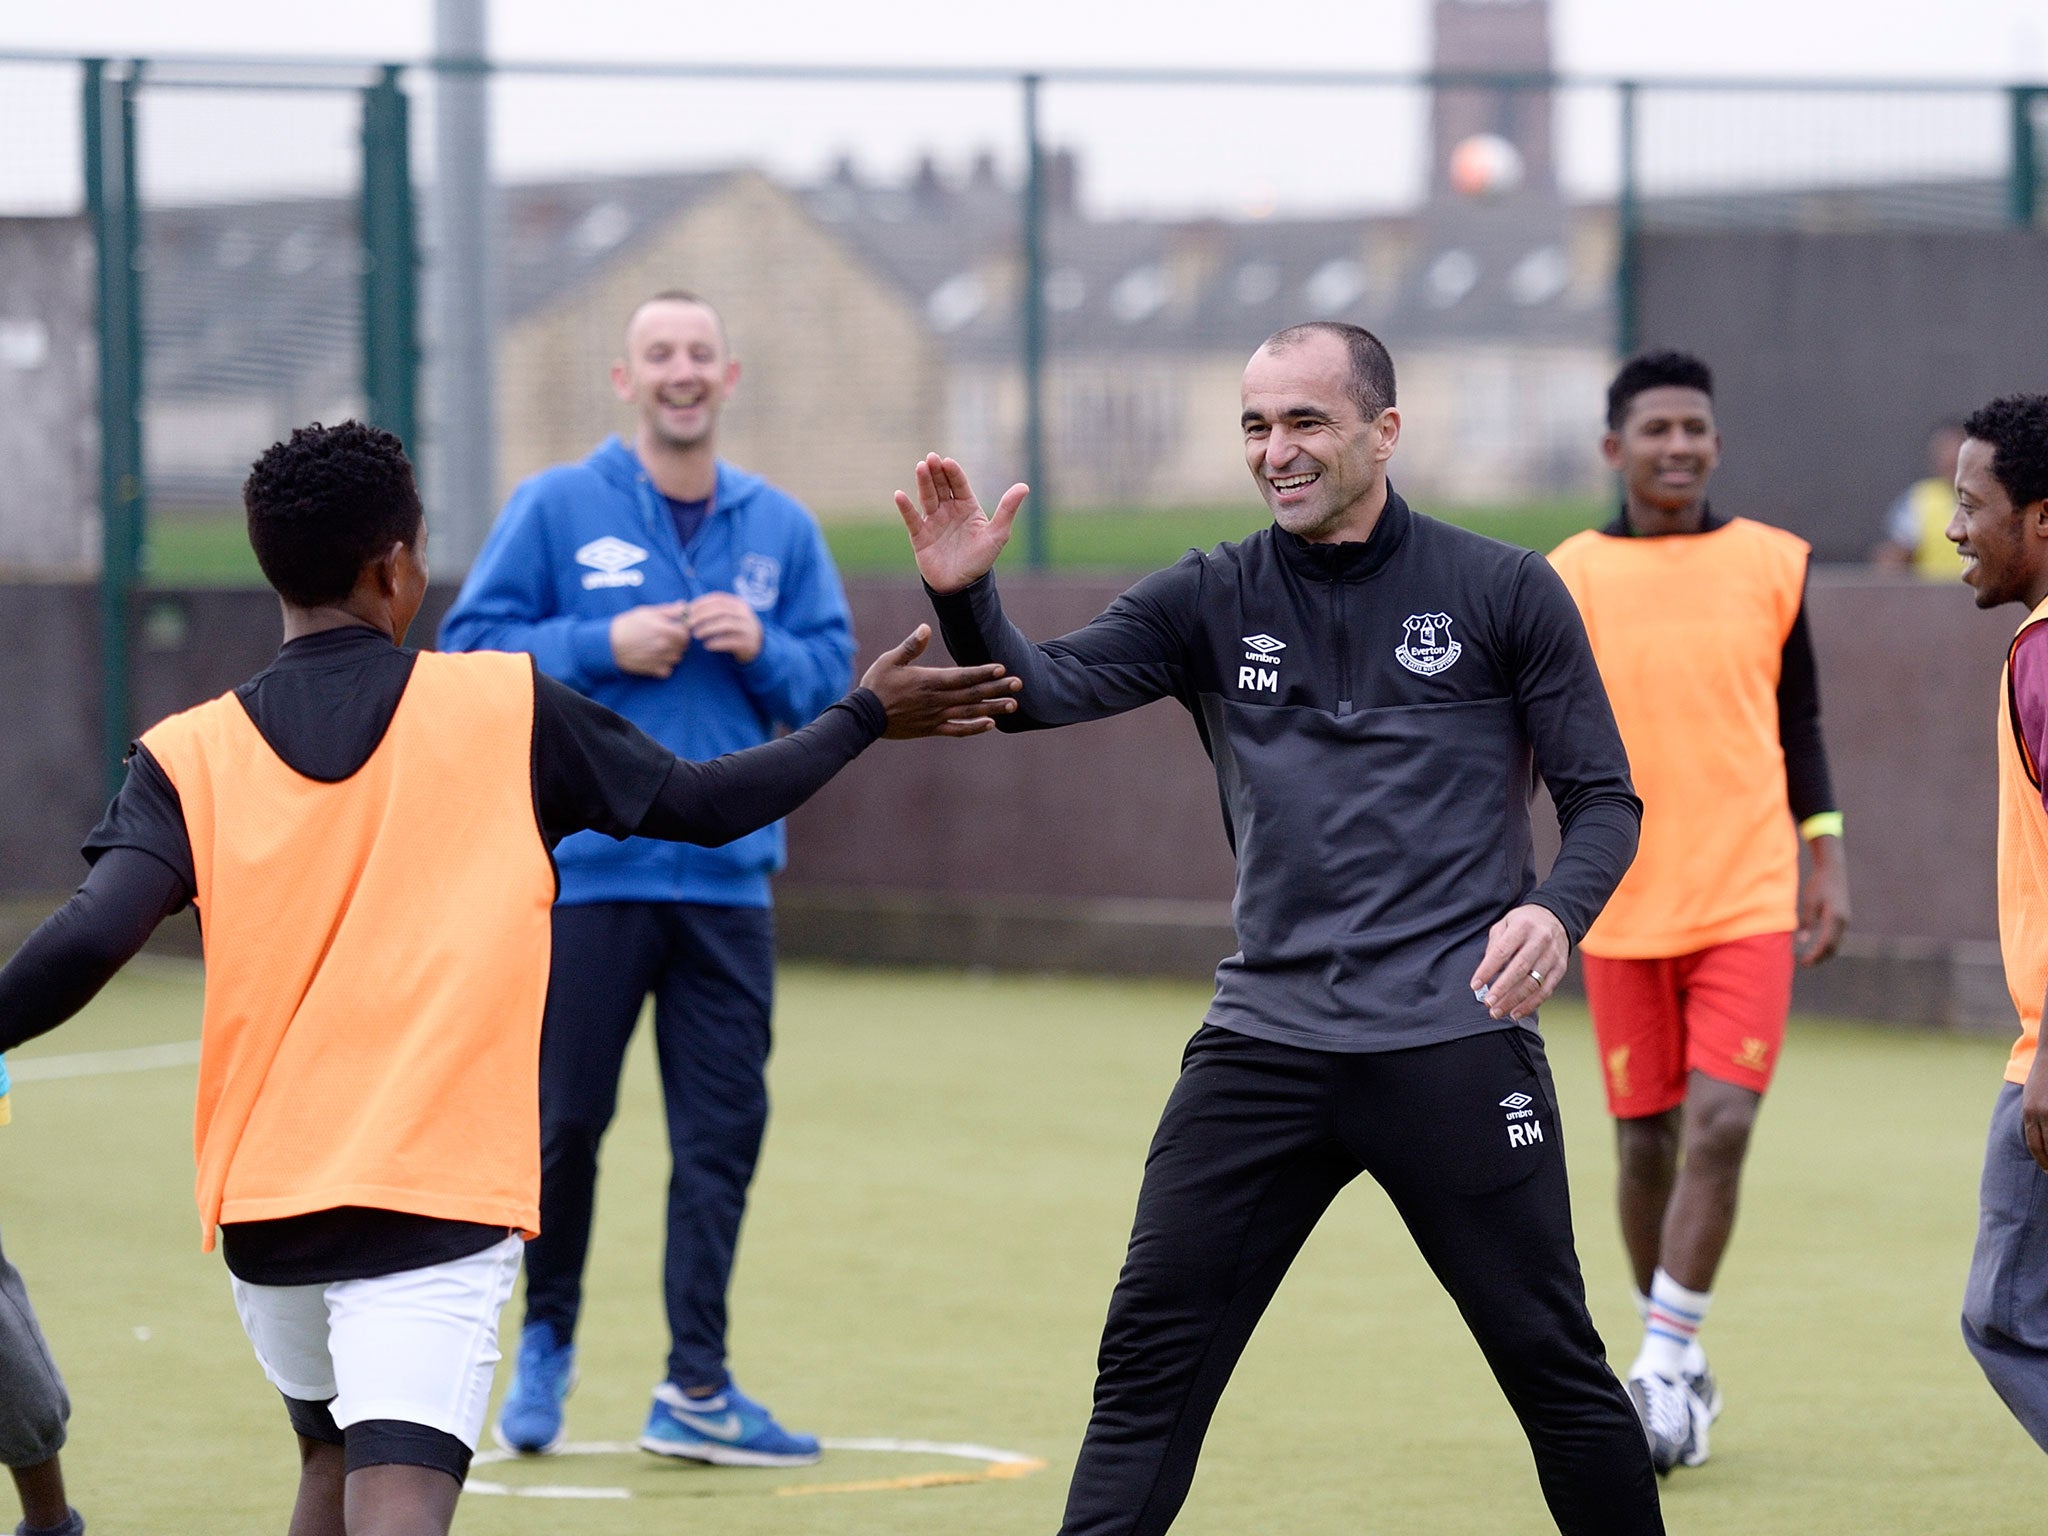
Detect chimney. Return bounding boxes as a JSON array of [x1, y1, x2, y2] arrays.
[[1042, 147, 1080, 217], [910, 153, 946, 213]]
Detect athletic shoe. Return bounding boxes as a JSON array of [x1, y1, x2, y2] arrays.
[[639, 1380, 821, 1466], [494, 1322, 576, 1455], [1683, 1353, 1723, 1430], [1626, 1371, 1707, 1475], [15, 1510, 85, 1536]]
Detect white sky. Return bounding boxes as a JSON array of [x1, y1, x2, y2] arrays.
[[1, 0, 2043, 214]]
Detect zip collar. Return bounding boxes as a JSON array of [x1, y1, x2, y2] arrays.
[[1271, 486, 1412, 582]]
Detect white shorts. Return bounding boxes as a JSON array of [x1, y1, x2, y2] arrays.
[[230, 1234, 521, 1449]]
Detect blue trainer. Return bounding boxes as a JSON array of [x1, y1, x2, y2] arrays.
[[639, 1380, 820, 1466], [494, 1322, 576, 1454]]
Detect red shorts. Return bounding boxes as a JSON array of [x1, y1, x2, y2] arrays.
[[1580, 931, 1795, 1119]]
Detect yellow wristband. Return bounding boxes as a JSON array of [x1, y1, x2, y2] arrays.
[[1800, 811, 1844, 842]]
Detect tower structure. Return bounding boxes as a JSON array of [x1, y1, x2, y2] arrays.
[[1428, 0, 1557, 201]]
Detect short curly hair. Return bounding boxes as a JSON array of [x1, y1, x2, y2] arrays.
[[1963, 394, 2048, 512], [1606, 350, 1713, 430], [243, 421, 423, 608]]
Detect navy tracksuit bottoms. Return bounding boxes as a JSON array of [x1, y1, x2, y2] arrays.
[[1059, 1024, 1664, 1536], [521, 901, 775, 1391]]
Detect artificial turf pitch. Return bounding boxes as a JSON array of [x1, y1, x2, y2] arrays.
[[2, 961, 2042, 1532]]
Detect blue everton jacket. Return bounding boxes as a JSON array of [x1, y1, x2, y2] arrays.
[[439, 437, 855, 908]]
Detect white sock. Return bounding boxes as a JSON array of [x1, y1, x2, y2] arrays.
[[1631, 1284, 1705, 1372], [1631, 1268, 1711, 1381]]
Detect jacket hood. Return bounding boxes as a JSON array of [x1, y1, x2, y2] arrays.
[[585, 436, 768, 513]]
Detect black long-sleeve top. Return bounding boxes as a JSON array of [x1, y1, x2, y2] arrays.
[[931, 491, 1643, 1054], [0, 624, 884, 1282]]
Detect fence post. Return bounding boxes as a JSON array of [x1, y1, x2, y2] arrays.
[[361, 65, 420, 457], [1020, 73, 1050, 569], [2010, 85, 2040, 229], [429, 0, 498, 575], [87, 59, 146, 800], [1615, 79, 1640, 357]]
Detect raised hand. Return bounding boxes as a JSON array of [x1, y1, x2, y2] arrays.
[[860, 624, 1022, 738], [893, 453, 1029, 595]]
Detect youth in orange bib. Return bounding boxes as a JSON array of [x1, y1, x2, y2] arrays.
[[1549, 352, 1850, 1476], [0, 422, 1019, 1536]]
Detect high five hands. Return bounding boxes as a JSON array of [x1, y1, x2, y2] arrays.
[[860, 625, 1021, 738], [894, 454, 1030, 596]]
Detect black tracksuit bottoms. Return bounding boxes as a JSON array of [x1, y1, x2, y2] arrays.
[[1059, 1023, 1663, 1536]]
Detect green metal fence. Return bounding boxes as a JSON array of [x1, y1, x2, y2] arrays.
[[0, 51, 2044, 790]]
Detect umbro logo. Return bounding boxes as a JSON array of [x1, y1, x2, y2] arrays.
[[1238, 633, 1287, 694], [1500, 1090, 1544, 1147], [576, 535, 649, 589]]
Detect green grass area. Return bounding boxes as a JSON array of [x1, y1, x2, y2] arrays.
[[144, 512, 264, 586], [143, 500, 1606, 587], [0, 962, 2034, 1532]]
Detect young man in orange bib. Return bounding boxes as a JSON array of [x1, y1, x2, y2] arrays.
[[0, 421, 1018, 1536], [1549, 353, 1850, 1474], [1949, 392, 2048, 1450]]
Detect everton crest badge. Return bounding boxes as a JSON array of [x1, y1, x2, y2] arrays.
[[1395, 613, 1462, 677]]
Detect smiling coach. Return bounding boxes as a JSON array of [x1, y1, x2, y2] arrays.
[[895, 321, 1661, 1535], [440, 291, 852, 1465]]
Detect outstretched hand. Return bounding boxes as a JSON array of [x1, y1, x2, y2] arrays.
[[893, 453, 1028, 595], [861, 624, 1022, 739]]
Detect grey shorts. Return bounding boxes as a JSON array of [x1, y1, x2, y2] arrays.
[[0, 1219, 70, 1468]]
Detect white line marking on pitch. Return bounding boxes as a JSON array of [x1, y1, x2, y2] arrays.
[[466, 1436, 1045, 1501], [9, 1040, 201, 1082], [822, 1437, 1041, 1464]]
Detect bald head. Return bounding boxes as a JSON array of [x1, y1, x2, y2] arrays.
[[626, 290, 728, 354]]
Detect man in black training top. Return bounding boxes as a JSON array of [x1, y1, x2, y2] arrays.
[[895, 322, 1662, 1535], [0, 422, 1017, 1536]]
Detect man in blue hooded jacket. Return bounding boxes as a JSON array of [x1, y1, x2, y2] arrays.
[[440, 290, 853, 1464]]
